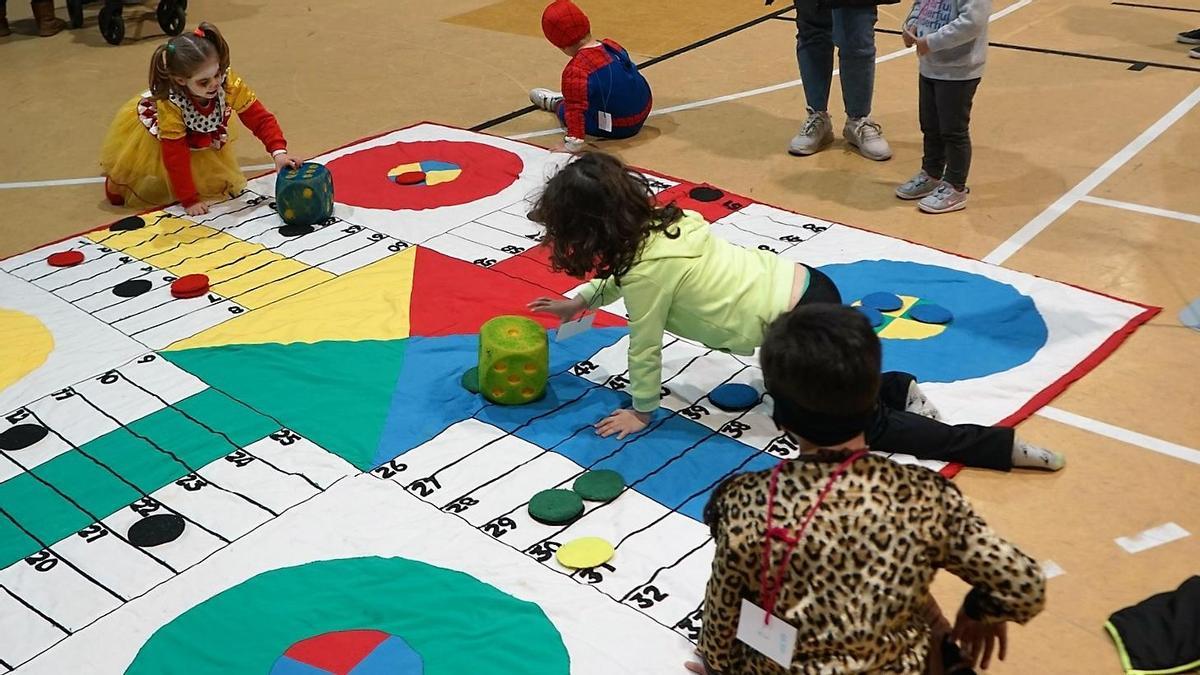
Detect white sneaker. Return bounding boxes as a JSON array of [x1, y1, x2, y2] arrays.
[[904, 380, 942, 420], [788, 109, 834, 156], [529, 88, 564, 112], [918, 183, 969, 214], [843, 117, 893, 161]]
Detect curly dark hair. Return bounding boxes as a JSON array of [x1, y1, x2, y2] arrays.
[[528, 152, 682, 280]]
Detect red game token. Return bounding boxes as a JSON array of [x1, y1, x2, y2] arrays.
[[47, 250, 84, 267], [393, 171, 426, 185], [170, 273, 210, 299]]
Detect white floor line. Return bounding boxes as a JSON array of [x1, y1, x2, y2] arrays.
[[1036, 406, 1200, 466], [509, 0, 1033, 141], [1079, 195, 1200, 225], [983, 84, 1200, 265], [0, 164, 276, 191]]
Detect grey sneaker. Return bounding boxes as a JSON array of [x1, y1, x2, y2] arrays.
[[788, 109, 834, 156], [1191, 46, 1200, 59], [529, 88, 564, 112], [843, 117, 893, 161], [1177, 28, 1200, 44], [918, 183, 969, 213], [896, 171, 941, 200]]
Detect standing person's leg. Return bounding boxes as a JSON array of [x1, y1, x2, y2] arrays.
[[789, 0, 837, 156], [919, 78, 980, 214], [897, 75, 945, 200], [834, 5, 892, 160]]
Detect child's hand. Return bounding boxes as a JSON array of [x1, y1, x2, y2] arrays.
[[595, 408, 651, 439], [903, 27, 917, 48], [952, 608, 1008, 670], [185, 201, 210, 216], [528, 296, 586, 322], [273, 151, 302, 172], [915, 36, 931, 56]]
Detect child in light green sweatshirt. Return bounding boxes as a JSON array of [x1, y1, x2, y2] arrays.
[[526, 152, 829, 439], [525, 152, 1064, 473]]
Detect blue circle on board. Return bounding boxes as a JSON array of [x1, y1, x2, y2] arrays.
[[908, 303, 954, 325], [861, 291, 903, 312], [820, 260, 1048, 383], [855, 306, 885, 328], [709, 383, 761, 412]]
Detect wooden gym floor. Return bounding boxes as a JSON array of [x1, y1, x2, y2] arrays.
[[1, 1, 1198, 672]]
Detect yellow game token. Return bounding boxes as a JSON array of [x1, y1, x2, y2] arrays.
[[555, 537, 615, 569]]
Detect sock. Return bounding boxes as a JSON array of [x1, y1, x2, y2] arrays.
[[1011, 438, 1066, 471], [904, 380, 942, 420]]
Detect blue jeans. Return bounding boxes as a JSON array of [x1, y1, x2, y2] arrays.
[[794, 1, 878, 118]]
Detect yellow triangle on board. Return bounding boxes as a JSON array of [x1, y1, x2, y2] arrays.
[[166, 247, 417, 350]]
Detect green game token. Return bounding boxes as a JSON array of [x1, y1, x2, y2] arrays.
[[460, 366, 480, 393], [528, 489, 584, 524], [572, 470, 625, 502]]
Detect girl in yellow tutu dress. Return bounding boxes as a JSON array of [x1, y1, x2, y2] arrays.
[[100, 22, 300, 216]]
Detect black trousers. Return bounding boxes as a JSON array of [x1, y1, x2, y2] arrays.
[[866, 372, 1014, 471], [919, 75, 981, 190]]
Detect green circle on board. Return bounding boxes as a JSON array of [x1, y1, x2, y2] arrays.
[[125, 556, 568, 674], [461, 366, 480, 393], [572, 470, 626, 502], [528, 489, 584, 524]]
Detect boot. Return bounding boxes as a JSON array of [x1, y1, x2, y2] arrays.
[[30, 0, 66, 37]]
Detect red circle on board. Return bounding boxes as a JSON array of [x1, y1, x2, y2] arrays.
[[325, 140, 523, 211], [171, 273, 210, 299], [47, 250, 85, 267], [393, 171, 427, 186]]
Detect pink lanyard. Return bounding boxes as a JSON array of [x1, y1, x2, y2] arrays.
[[759, 450, 867, 622]]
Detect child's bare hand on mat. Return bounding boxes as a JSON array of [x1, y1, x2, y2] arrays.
[[528, 296, 586, 322], [596, 408, 651, 439], [952, 609, 1007, 670], [273, 151, 302, 171], [684, 660, 711, 674], [185, 201, 210, 216]]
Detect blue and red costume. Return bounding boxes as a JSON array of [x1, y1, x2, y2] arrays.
[[556, 38, 652, 140]]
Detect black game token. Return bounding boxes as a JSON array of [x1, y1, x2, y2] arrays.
[[0, 424, 49, 451], [688, 186, 725, 202], [279, 224, 314, 237], [110, 215, 146, 232], [112, 278, 153, 298], [128, 513, 186, 547]]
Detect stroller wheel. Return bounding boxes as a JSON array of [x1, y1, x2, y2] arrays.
[[156, 0, 185, 36], [99, 4, 125, 44], [67, 0, 84, 28]]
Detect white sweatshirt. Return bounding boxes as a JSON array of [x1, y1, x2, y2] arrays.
[[906, 0, 992, 80]]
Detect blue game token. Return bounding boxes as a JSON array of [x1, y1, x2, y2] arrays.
[[709, 383, 761, 412], [856, 306, 884, 328], [1180, 297, 1200, 332], [908, 303, 954, 325], [861, 292, 903, 312]]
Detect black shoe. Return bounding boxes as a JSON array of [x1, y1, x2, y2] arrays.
[[1178, 28, 1200, 45]]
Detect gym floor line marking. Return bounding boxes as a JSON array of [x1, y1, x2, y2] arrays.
[[0, 164, 275, 191], [875, 27, 1200, 73], [1115, 522, 1190, 554], [1036, 406, 1200, 467], [983, 84, 1200, 265], [503, 0, 1033, 141], [1112, 1, 1200, 13], [1080, 196, 1200, 225]]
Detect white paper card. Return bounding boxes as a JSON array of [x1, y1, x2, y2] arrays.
[[598, 111, 613, 133], [556, 312, 595, 341], [1115, 522, 1190, 554], [735, 599, 796, 668]]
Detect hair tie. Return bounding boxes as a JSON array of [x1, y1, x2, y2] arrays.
[[194, 27, 205, 37], [166, 42, 175, 53]]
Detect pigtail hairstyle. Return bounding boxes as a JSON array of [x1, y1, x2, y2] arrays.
[[148, 21, 232, 100], [529, 151, 683, 280]]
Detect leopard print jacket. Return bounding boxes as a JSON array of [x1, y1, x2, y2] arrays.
[[698, 453, 1045, 674]]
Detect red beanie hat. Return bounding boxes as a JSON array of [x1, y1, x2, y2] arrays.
[[541, 0, 590, 49]]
